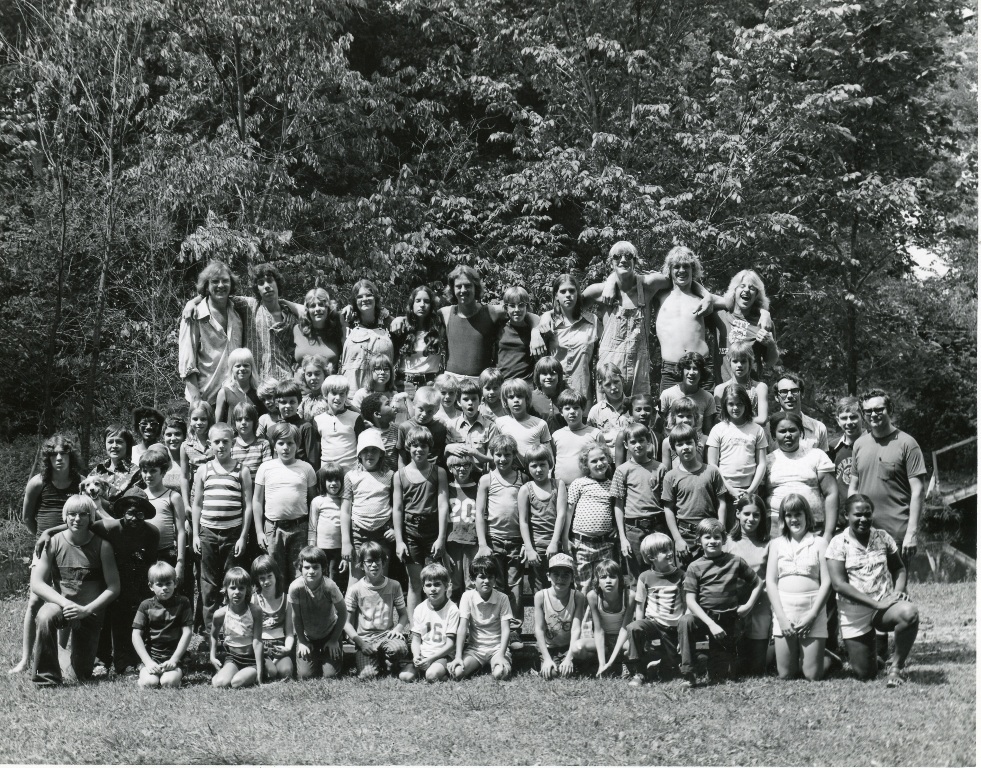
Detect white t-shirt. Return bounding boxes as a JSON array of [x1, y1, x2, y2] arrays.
[[255, 459, 317, 521], [311, 494, 343, 549], [411, 599, 460, 658], [553, 425, 602, 485], [707, 420, 766, 490], [459, 588, 512, 655], [765, 447, 834, 537]]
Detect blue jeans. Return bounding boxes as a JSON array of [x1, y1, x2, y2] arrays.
[[264, 518, 308, 589], [32, 602, 105, 686], [199, 525, 242, 633]]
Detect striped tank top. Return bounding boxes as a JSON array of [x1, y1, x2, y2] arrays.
[[200, 460, 244, 530]]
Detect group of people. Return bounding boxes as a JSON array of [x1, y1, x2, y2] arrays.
[[14, 241, 928, 690]]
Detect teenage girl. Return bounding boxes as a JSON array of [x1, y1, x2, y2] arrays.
[[538, 273, 600, 412], [707, 383, 767, 528], [578, 559, 633, 677], [251, 555, 294, 681], [211, 567, 263, 689], [10, 434, 83, 674], [215, 348, 258, 424], [724, 494, 771, 676], [392, 285, 446, 398]]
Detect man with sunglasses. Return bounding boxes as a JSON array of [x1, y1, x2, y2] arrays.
[[848, 389, 927, 564]]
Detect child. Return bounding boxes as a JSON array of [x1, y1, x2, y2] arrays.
[[409, 562, 460, 681], [678, 519, 764, 686], [340, 430, 396, 580], [289, 545, 348, 680], [613, 393, 659, 466], [659, 351, 716, 436], [478, 367, 507, 422], [582, 559, 632, 676], [132, 561, 193, 689], [497, 285, 536, 383], [444, 455, 480, 601], [566, 443, 622, 591], [132, 406, 165, 465], [394, 425, 450, 617], [434, 372, 461, 425], [253, 422, 318, 588], [663, 424, 727, 568], [274, 379, 306, 432], [588, 362, 631, 445], [11, 434, 82, 674], [161, 416, 187, 494], [724, 494, 771, 677], [495, 377, 552, 470], [766, 493, 831, 682], [215, 348, 258, 424], [303, 375, 366, 472], [309, 461, 346, 584], [706, 382, 767, 528], [230, 401, 272, 481], [533, 553, 586, 679], [829, 395, 864, 531], [611, 423, 668, 586], [298, 353, 330, 422], [552, 388, 604, 486], [397, 386, 452, 469], [659, 397, 705, 471], [713, 341, 769, 427], [344, 541, 414, 680], [518, 445, 567, 594], [141, 446, 187, 583], [359, 391, 399, 471], [256, 377, 280, 439], [210, 566, 263, 688], [180, 401, 214, 513], [449, 555, 513, 680], [448, 378, 498, 469], [191, 422, 253, 632], [626, 534, 685, 686], [251, 554, 294, 681], [475, 433, 527, 650], [352, 353, 404, 421], [530, 356, 568, 433]]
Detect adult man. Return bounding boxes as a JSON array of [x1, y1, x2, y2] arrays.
[[848, 389, 927, 562], [773, 372, 829, 452]]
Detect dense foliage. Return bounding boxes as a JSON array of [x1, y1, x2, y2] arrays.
[[0, 0, 975, 459]]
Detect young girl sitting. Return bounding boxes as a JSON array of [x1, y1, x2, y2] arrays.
[[210, 567, 263, 689], [581, 558, 633, 677], [660, 397, 704, 471], [707, 383, 767, 528], [766, 493, 832, 682], [251, 555, 294, 682], [530, 356, 569, 434], [566, 443, 621, 591], [298, 353, 331, 422], [215, 348, 259, 424], [495, 377, 552, 470], [724, 494, 771, 677]]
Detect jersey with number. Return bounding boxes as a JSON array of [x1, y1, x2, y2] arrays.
[[411, 599, 460, 657], [447, 479, 479, 544], [345, 577, 405, 634]]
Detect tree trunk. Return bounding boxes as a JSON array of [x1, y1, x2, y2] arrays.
[[81, 249, 109, 466], [41, 171, 69, 435]]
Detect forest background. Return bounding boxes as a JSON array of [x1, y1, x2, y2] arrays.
[[0, 0, 976, 467]]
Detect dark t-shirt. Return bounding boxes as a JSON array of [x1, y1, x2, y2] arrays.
[[829, 438, 856, 530], [684, 553, 759, 612], [445, 305, 501, 377], [133, 594, 193, 662], [98, 519, 159, 600], [497, 321, 534, 381], [531, 389, 567, 433], [397, 418, 451, 468]]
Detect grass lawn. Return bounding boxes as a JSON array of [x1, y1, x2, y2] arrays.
[[0, 581, 975, 765]]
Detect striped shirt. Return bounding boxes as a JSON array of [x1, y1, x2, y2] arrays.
[[200, 460, 245, 530], [232, 437, 272, 480]]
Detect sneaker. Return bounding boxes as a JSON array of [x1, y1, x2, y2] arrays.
[[824, 649, 843, 675], [885, 667, 905, 688], [628, 673, 645, 688], [358, 663, 379, 680], [683, 671, 698, 689], [121, 665, 140, 677], [91, 663, 109, 679], [508, 630, 524, 652]]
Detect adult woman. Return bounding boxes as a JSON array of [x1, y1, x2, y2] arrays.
[[91, 425, 143, 502], [765, 411, 838, 541], [340, 279, 395, 392], [389, 285, 445, 397], [178, 261, 245, 406], [538, 274, 599, 409], [714, 269, 779, 382], [236, 263, 301, 382], [292, 286, 344, 373]]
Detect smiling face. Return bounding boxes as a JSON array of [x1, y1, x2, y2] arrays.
[[163, 427, 185, 452], [355, 287, 376, 321], [586, 447, 609, 480], [453, 276, 476, 307], [408, 441, 430, 466], [775, 378, 801, 413], [861, 396, 892, 435], [360, 447, 384, 471], [682, 363, 701, 389], [737, 504, 762, 538], [783, 504, 808, 539], [361, 556, 385, 585], [326, 390, 347, 414], [538, 369, 559, 394], [670, 261, 692, 289], [846, 500, 874, 537], [611, 248, 636, 280], [64, 505, 91, 532], [438, 387, 458, 411], [232, 360, 252, 385], [449, 462, 473, 484], [482, 382, 501, 405], [105, 435, 127, 463], [189, 412, 210, 438], [138, 416, 161, 444], [207, 270, 232, 303], [734, 279, 761, 312], [307, 292, 330, 327], [491, 447, 514, 472], [81, 478, 105, 500], [631, 400, 653, 426], [325, 477, 343, 496], [836, 408, 863, 441], [700, 530, 724, 557], [506, 300, 528, 325]]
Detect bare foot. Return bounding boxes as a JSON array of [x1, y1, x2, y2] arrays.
[[8, 660, 29, 674]]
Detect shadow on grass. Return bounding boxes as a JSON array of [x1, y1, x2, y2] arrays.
[[904, 668, 949, 685], [914, 641, 976, 665]]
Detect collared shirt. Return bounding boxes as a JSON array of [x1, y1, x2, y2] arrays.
[[178, 298, 244, 405], [540, 309, 599, 403], [452, 414, 499, 460]]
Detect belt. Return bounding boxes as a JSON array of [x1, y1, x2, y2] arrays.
[[269, 518, 306, 531], [403, 372, 436, 384], [625, 516, 661, 531], [707, 607, 738, 622], [572, 531, 614, 544]]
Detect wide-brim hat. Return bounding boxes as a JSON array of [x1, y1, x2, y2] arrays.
[[356, 429, 387, 456], [110, 488, 156, 520]]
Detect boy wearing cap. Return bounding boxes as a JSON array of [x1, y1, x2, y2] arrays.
[[532, 553, 587, 679], [341, 429, 396, 581]]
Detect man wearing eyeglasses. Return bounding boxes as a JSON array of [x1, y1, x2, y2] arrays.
[[773, 372, 829, 452], [848, 389, 926, 564]]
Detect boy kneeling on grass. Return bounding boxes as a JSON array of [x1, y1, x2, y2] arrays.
[[132, 561, 193, 688], [408, 562, 460, 682], [449, 555, 513, 681], [533, 553, 587, 680]]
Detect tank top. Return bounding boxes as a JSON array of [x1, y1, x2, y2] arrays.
[[399, 465, 440, 540], [35, 476, 80, 535], [527, 482, 558, 551], [542, 589, 575, 649], [497, 321, 534, 380], [222, 605, 254, 648], [253, 593, 286, 640], [597, 592, 627, 638], [486, 470, 523, 541], [146, 488, 178, 550], [48, 532, 105, 605], [200, 460, 244, 530], [445, 304, 498, 377], [162, 457, 183, 494]]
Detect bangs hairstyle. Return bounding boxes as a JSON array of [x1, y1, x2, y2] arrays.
[[163, 415, 187, 438], [696, 517, 726, 542], [719, 383, 753, 423], [533, 356, 564, 390], [778, 493, 814, 539], [148, 560, 177, 584], [725, 269, 770, 311], [195, 261, 239, 298], [319, 461, 345, 485], [666, 396, 702, 429], [835, 395, 861, 417], [591, 558, 624, 595], [231, 401, 259, 427], [729, 493, 768, 543], [624, 422, 653, 444], [322, 375, 350, 397], [551, 273, 583, 319], [595, 361, 624, 385], [502, 285, 531, 306], [488, 432, 518, 457], [298, 545, 328, 569], [413, 385, 441, 408], [349, 279, 382, 326], [104, 425, 135, 459], [501, 378, 533, 410], [301, 353, 331, 376], [368, 353, 394, 378], [458, 378, 481, 399], [208, 422, 235, 441], [577, 441, 611, 475], [678, 351, 706, 376], [299, 287, 337, 343], [478, 367, 504, 389], [250, 554, 282, 596], [222, 567, 253, 601], [226, 347, 258, 389], [769, 410, 804, 439], [469, 554, 499, 581], [445, 265, 483, 303], [434, 372, 460, 394], [62, 494, 97, 522], [358, 540, 389, 565], [267, 421, 300, 445], [405, 425, 434, 449], [188, 401, 216, 430], [661, 245, 704, 282], [726, 340, 755, 364], [639, 533, 675, 565], [257, 377, 280, 400], [42, 434, 84, 482], [525, 444, 554, 468], [420, 562, 450, 586], [274, 379, 303, 401], [138, 444, 171, 472], [445, 453, 474, 470], [668, 423, 698, 448], [249, 262, 285, 300], [557, 388, 586, 409]]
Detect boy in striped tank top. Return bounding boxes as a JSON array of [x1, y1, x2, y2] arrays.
[[191, 423, 254, 633]]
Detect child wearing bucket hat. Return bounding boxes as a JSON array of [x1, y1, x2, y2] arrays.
[[532, 553, 587, 679], [340, 429, 395, 581]]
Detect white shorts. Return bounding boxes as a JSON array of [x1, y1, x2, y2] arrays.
[[463, 645, 512, 672], [772, 590, 828, 639]]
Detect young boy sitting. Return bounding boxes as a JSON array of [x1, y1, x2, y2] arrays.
[[343, 541, 414, 680], [408, 562, 460, 682], [662, 424, 727, 568], [132, 561, 193, 688], [289, 545, 348, 680], [678, 519, 763, 686], [532, 553, 586, 679], [449, 555, 513, 680], [625, 533, 684, 686]]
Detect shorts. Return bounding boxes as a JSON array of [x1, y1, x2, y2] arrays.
[[262, 638, 288, 661], [223, 643, 257, 669], [837, 601, 888, 640], [352, 524, 394, 554], [772, 590, 828, 639], [463, 645, 512, 673], [741, 593, 772, 641], [404, 535, 438, 565]]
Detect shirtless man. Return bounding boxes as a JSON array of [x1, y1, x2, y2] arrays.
[[653, 246, 713, 393]]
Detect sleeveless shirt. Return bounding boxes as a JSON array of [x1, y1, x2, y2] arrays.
[[399, 465, 440, 540], [200, 460, 244, 530], [35, 476, 80, 535], [542, 589, 575, 649], [445, 304, 498, 377], [222, 605, 254, 648]]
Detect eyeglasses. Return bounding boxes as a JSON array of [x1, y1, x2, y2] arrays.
[[777, 388, 800, 396], [862, 406, 887, 416], [139, 419, 160, 427]]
